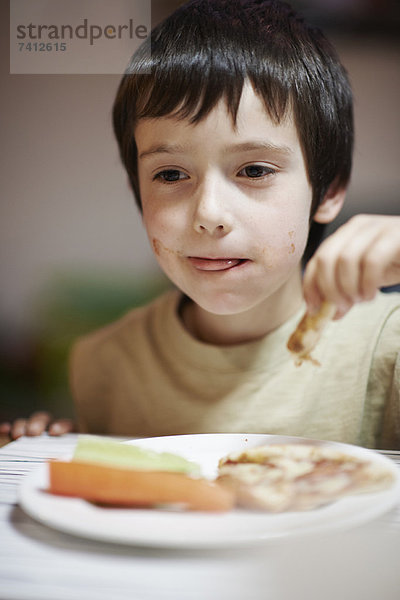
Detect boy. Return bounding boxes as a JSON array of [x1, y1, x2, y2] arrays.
[[3, 0, 400, 447]]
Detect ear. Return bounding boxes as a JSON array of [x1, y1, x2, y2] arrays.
[[313, 181, 347, 224]]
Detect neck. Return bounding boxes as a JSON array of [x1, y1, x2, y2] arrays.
[[180, 269, 304, 346]]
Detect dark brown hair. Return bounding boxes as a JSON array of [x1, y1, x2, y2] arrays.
[[113, 0, 353, 256]]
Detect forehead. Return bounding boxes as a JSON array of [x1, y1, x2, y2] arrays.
[[135, 83, 302, 159]]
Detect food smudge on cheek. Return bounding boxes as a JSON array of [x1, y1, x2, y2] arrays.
[[259, 246, 276, 270], [288, 231, 295, 254], [152, 238, 181, 257], [260, 234, 298, 266], [152, 238, 161, 256], [152, 238, 162, 256]]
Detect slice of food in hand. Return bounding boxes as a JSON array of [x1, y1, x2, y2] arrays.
[[216, 443, 394, 512], [287, 301, 336, 366], [73, 435, 201, 475], [48, 460, 234, 512]]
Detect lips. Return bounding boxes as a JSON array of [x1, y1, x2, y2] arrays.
[[188, 257, 248, 271]]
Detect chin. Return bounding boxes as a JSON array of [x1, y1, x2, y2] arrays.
[[188, 290, 263, 316]]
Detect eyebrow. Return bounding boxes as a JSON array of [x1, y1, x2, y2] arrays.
[[139, 143, 187, 160], [138, 140, 293, 160], [225, 142, 293, 156]]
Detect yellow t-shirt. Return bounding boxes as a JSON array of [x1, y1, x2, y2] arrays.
[[70, 290, 400, 449]]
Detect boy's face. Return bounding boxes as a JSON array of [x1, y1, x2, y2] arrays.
[[136, 83, 313, 318]]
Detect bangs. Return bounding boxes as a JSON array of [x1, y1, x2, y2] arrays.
[[124, 5, 292, 126]]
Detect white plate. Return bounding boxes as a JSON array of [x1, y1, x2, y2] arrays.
[[18, 433, 400, 548]]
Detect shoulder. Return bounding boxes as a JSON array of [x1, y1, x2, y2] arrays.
[[364, 293, 400, 367], [334, 292, 400, 354], [69, 289, 180, 432], [315, 292, 400, 373], [334, 292, 400, 379], [334, 292, 400, 338], [69, 289, 179, 380], [346, 291, 400, 320], [73, 289, 178, 353]]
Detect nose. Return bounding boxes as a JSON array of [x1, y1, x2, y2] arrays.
[[192, 175, 233, 237]]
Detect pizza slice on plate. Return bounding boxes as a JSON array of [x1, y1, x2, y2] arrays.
[[217, 443, 394, 512]]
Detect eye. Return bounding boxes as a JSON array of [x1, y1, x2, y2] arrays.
[[153, 169, 189, 183], [237, 164, 276, 179]]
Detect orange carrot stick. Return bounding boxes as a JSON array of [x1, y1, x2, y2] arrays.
[[48, 460, 234, 512]]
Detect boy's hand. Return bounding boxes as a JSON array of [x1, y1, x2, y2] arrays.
[[0, 411, 75, 440], [303, 215, 400, 319]]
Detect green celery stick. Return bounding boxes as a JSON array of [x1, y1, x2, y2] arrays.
[[72, 435, 201, 475]]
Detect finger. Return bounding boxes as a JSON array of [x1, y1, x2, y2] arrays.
[[0, 422, 11, 436], [383, 260, 400, 288], [26, 411, 52, 436], [304, 216, 377, 312], [304, 236, 353, 309], [10, 419, 28, 440], [305, 214, 400, 317], [302, 257, 324, 311], [334, 230, 380, 302], [304, 268, 350, 320], [304, 248, 353, 315], [49, 419, 75, 436], [360, 236, 400, 299]]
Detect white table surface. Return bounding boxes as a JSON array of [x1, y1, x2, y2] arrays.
[[1, 434, 400, 600]]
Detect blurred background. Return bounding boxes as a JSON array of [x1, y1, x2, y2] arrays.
[[1, 0, 399, 424]]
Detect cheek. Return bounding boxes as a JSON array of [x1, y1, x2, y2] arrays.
[[142, 198, 184, 239], [252, 205, 311, 268], [142, 206, 184, 278], [142, 203, 170, 246]]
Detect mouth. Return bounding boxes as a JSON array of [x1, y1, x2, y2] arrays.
[[187, 257, 250, 272]]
